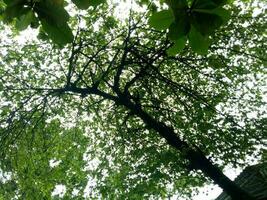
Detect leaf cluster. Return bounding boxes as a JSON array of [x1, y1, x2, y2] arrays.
[[0, 0, 104, 44], [149, 0, 231, 54]]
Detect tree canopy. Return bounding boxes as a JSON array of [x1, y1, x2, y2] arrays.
[[0, 0, 266, 199]]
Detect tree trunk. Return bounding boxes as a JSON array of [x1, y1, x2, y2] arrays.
[[65, 86, 256, 199], [117, 93, 256, 200]]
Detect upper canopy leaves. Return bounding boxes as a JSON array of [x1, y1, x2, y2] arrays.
[[35, 0, 74, 44], [148, 10, 174, 30], [0, 0, 104, 45], [72, 0, 106, 9], [1, 0, 229, 52], [149, 0, 230, 54], [15, 9, 34, 31]]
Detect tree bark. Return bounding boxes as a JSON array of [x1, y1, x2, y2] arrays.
[[116, 93, 256, 200]]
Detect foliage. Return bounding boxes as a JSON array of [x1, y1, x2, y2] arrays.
[[149, 0, 230, 54], [0, 0, 229, 54], [0, 119, 89, 199], [0, 0, 266, 199]]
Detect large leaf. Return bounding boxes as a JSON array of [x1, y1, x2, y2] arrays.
[[166, 0, 188, 21], [190, 0, 230, 36], [34, 0, 73, 44], [30, 13, 40, 28], [37, 28, 50, 41], [188, 26, 210, 54], [72, 0, 105, 9], [149, 10, 174, 31], [2, 0, 26, 22], [211, 7, 231, 21], [41, 19, 74, 45], [168, 19, 190, 41], [190, 11, 223, 35], [190, 6, 230, 36], [3, 0, 24, 6], [50, 0, 64, 6], [35, 1, 70, 26], [15, 10, 34, 31], [165, 0, 188, 10], [193, 7, 230, 20], [212, 0, 228, 6], [193, 0, 227, 9], [167, 37, 186, 55]]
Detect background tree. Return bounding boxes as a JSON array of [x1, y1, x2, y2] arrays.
[[0, 0, 266, 199]]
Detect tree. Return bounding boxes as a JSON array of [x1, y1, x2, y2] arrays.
[[0, 0, 266, 199]]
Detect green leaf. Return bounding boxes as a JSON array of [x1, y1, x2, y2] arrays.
[[41, 19, 74, 45], [35, 1, 73, 44], [191, 11, 223, 35], [193, 0, 227, 9], [149, 10, 174, 31], [166, 0, 188, 21], [168, 19, 190, 41], [35, 1, 70, 26], [212, 7, 231, 22], [190, 7, 230, 36], [212, 0, 228, 7], [37, 28, 49, 41], [15, 10, 34, 31], [30, 14, 40, 29], [188, 26, 210, 54], [72, 0, 105, 9], [167, 37, 186, 55], [2, 0, 26, 22], [3, 6, 22, 22], [3, 0, 23, 6], [193, 7, 230, 21], [165, 0, 188, 10]]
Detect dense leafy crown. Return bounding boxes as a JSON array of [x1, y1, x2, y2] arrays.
[[0, 0, 266, 199]]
